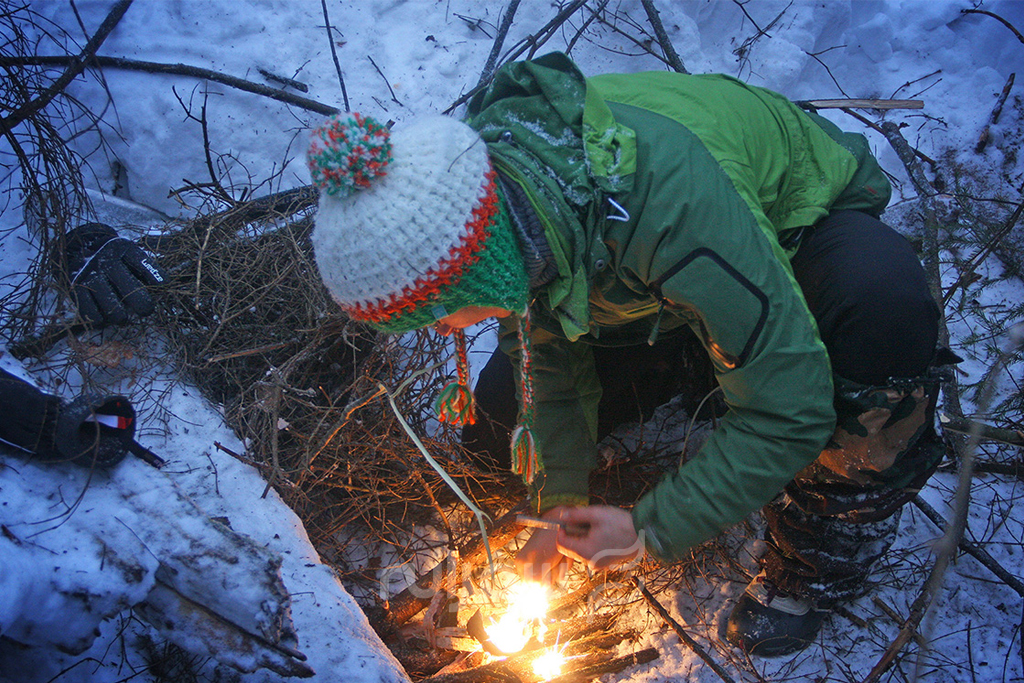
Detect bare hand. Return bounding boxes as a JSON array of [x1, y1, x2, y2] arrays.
[[515, 507, 574, 582], [555, 506, 643, 570]]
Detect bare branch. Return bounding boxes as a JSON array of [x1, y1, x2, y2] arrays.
[[633, 576, 736, 683], [0, 0, 133, 133], [962, 8, 1024, 45], [640, 0, 688, 74], [477, 0, 521, 87], [320, 0, 350, 112], [0, 54, 341, 116]]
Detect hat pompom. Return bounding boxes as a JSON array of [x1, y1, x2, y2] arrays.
[[308, 113, 392, 197]]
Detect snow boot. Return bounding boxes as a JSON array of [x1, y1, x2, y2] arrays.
[[722, 571, 827, 657]]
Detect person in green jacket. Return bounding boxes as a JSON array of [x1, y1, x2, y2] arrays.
[[306, 54, 946, 657]]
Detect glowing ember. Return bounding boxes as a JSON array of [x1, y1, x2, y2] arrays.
[[532, 650, 565, 680], [485, 581, 551, 654]]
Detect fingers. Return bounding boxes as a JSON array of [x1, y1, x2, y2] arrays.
[[74, 273, 127, 325], [109, 260, 157, 316], [516, 527, 569, 583], [554, 506, 643, 570]]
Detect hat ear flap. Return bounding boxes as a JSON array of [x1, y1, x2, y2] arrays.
[[434, 330, 477, 426]]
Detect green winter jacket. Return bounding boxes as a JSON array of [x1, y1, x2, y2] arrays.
[[465, 53, 892, 561]]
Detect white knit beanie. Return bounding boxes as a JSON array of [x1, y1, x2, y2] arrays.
[[308, 113, 529, 333]]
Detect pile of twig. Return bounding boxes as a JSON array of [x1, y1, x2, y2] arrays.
[[143, 186, 519, 573]]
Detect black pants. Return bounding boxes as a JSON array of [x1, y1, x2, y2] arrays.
[[465, 211, 941, 601]]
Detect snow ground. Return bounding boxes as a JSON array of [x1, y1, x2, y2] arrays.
[[1, 1, 1023, 681]]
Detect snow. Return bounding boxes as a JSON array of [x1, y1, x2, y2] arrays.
[[1, 0, 1022, 682]]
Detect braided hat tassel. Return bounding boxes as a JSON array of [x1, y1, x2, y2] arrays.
[[510, 310, 540, 484], [435, 329, 477, 426]]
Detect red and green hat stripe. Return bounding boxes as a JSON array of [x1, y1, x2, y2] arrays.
[[341, 168, 527, 331]]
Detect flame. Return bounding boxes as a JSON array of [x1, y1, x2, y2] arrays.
[[485, 581, 551, 654], [532, 650, 566, 680]]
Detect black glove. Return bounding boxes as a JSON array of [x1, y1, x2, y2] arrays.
[[0, 368, 135, 468], [65, 222, 166, 326]]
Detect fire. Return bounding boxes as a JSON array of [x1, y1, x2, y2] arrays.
[[485, 581, 551, 654], [532, 649, 566, 679]]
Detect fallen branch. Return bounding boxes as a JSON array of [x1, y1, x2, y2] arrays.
[[912, 496, 1024, 599], [445, 0, 590, 113], [976, 72, 1015, 153], [421, 634, 644, 683], [367, 55, 402, 106], [798, 98, 923, 110], [860, 327, 1023, 683], [877, 120, 965, 422], [256, 68, 308, 92], [632, 576, 736, 683], [0, 55, 340, 116], [838, 108, 936, 166], [477, 0, 521, 87], [640, 0, 689, 74], [942, 199, 1024, 306], [939, 412, 1024, 447], [545, 647, 659, 683], [319, 0, 350, 111], [0, 0, 133, 133], [961, 8, 1024, 45]]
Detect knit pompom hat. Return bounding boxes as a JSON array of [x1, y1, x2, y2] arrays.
[[308, 112, 529, 334], [308, 113, 541, 482]]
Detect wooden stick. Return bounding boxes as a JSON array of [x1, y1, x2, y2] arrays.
[[444, 0, 589, 113], [961, 9, 1024, 45], [0, 55, 340, 116], [632, 576, 736, 683], [871, 597, 928, 647], [545, 647, 659, 683], [797, 98, 923, 110], [477, 0, 521, 87], [640, 0, 689, 74], [975, 73, 1015, 153], [876, 120, 964, 422], [939, 413, 1024, 448], [419, 618, 621, 683]]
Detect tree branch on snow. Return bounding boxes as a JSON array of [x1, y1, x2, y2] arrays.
[[942, 199, 1024, 306], [939, 413, 1024, 449], [861, 325, 1024, 683], [477, 0, 521, 87], [320, 0, 350, 112], [877, 120, 964, 421], [0, 0, 133, 133], [445, 0, 590, 114], [367, 55, 402, 106], [640, 0, 688, 74], [976, 72, 1016, 153], [961, 8, 1024, 45], [633, 576, 736, 683], [912, 496, 1024, 599], [256, 67, 309, 92], [0, 54, 341, 116]]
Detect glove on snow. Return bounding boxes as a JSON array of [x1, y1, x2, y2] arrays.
[[64, 222, 166, 325], [0, 368, 135, 468]]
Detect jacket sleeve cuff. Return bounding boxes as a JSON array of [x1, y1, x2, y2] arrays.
[[631, 496, 670, 562], [531, 466, 590, 513]]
